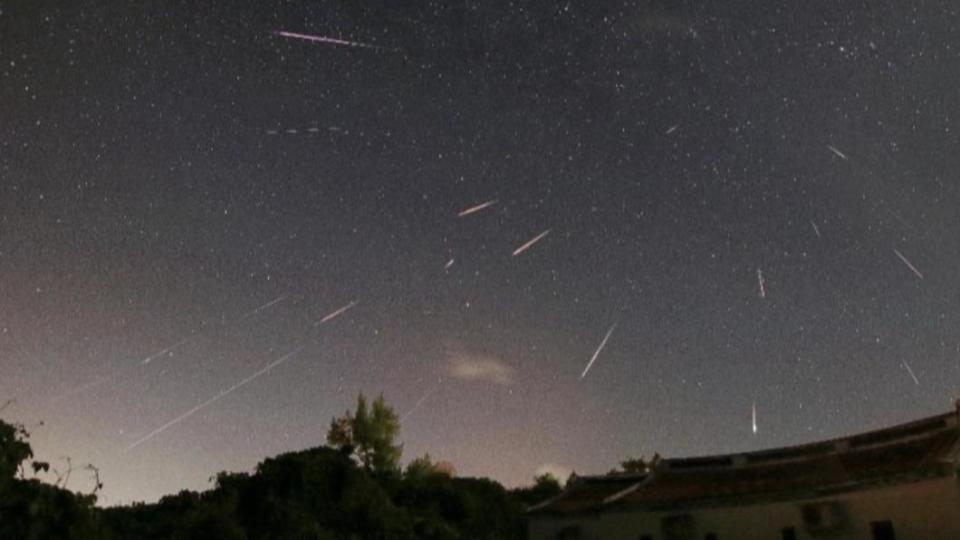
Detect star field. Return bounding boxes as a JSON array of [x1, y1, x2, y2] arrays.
[[2, 1, 959, 504]]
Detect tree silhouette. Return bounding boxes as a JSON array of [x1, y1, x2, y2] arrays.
[[327, 393, 403, 475], [0, 416, 101, 537], [620, 453, 660, 473], [405, 453, 455, 479], [510, 473, 563, 507], [0, 420, 32, 482], [326, 415, 354, 455]]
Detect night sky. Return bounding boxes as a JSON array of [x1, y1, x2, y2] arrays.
[[3, 1, 960, 505]]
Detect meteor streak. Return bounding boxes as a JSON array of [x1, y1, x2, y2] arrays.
[[903, 361, 920, 386], [826, 145, 848, 160], [273, 30, 388, 51], [142, 339, 191, 365], [255, 296, 287, 312], [317, 301, 357, 325], [810, 220, 821, 238], [580, 324, 617, 379], [512, 229, 552, 257], [240, 296, 287, 320], [752, 401, 758, 434], [893, 249, 923, 279], [125, 348, 303, 452], [457, 199, 497, 217], [757, 269, 766, 298], [400, 388, 437, 423]]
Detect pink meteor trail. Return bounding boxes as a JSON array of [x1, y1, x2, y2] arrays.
[[457, 199, 497, 217], [317, 300, 358, 325], [273, 30, 384, 50], [512, 229, 552, 257]]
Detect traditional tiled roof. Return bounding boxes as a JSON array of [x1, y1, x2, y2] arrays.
[[528, 474, 647, 514], [530, 409, 960, 515]]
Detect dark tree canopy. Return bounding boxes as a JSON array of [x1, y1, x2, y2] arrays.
[[620, 453, 660, 473], [0, 420, 32, 482], [0, 395, 545, 539], [405, 453, 455, 480], [327, 393, 403, 475], [509, 473, 563, 508], [0, 417, 101, 538]]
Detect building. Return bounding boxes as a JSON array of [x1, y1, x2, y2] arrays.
[[528, 406, 960, 540]]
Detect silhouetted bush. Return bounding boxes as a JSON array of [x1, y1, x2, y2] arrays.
[[2, 405, 560, 539], [0, 418, 102, 539]]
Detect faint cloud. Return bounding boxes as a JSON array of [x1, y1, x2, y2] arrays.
[[535, 463, 572, 486], [446, 351, 515, 386]]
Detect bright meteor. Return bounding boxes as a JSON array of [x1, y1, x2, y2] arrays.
[[273, 30, 389, 51], [317, 300, 358, 325], [512, 229, 552, 257], [580, 324, 617, 379], [893, 248, 923, 280], [457, 199, 497, 217]]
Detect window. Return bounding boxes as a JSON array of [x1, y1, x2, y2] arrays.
[[871, 521, 896, 540], [782, 527, 797, 540]]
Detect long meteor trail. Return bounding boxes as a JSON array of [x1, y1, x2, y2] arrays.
[[457, 199, 497, 217], [400, 388, 438, 423], [903, 360, 920, 386], [249, 295, 286, 315], [273, 30, 389, 51], [142, 338, 191, 365], [826, 145, 848, 160], [237, 295, 287, 322], [512, 229, 552, 257], [317, 301, 358, 325], [580, 324, 617, 379], [125, 348, 303, 452], [893, 249, 923, 280]]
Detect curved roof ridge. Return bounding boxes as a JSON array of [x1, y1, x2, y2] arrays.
[[659, 409, 958, 471]]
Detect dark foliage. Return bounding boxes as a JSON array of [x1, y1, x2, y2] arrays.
[[103, 445, 545, 539], [1, 402, 560, 539], [0, 419, 103, 539], [327, 393, 404, 477], [509, 474, 563, 508]]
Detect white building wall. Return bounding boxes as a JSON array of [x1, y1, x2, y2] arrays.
[[529, 476, 960, 540]]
